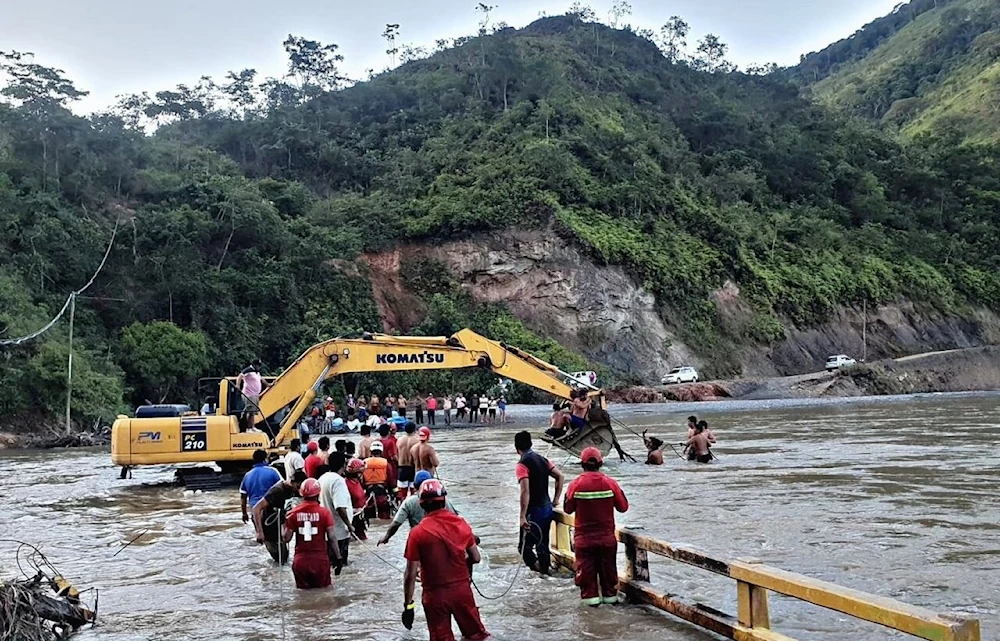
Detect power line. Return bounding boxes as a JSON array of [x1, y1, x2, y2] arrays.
[[0, 213, 120, 347]]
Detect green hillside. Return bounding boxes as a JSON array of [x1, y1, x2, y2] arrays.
[[791, 0, 1000, 141], [2, 13, 1000, 428]]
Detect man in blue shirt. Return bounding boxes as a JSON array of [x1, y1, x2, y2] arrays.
[[241, 449, 282, 525]]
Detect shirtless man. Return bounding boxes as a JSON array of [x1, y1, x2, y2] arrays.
[[565, 389, 591, 437], [642, 430, 664, 465], [410, 426, 440, 477], [358, 424, 375, 459], [544, 401, 569, 438], [685, 423, 715, 464], [396, 422, 417, 501], [686, 416, 698, 440]]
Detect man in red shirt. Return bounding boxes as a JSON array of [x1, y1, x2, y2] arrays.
[[378, 424, 399, 490], [564, 446, 629, 606], [304, 441, 324, 478], [402, 480, 489, 641], [282, 478, 341, 589]]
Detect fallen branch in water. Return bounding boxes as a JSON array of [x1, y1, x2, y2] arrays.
[[0, 542, 96, 641]]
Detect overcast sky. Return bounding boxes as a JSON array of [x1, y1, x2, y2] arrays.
[[2, 0, 903, 113]]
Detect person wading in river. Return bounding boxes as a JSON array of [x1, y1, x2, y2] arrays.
[[515, 430, 564, 575], [253, 470, 307, 563], [282, 478, 342, 589], [401, 479, 489, 641], [318, 452, 356, 573], [377, 470, 458, 546], [283, 438, 304, 480], [643, 431, 664, 465], [240, 449, 281, 526], [396, 422, 417, 502], [411, 426, 439, 477], [564, 447, 629, 606], [686, 422, 715, 463]]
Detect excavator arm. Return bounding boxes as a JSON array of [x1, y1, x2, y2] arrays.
[[251, 328, 600, 448]]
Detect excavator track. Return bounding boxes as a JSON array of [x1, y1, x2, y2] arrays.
[[174, 467, 243, 491]]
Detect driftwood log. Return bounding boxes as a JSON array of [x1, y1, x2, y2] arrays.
[[0, 575, 95, 641]]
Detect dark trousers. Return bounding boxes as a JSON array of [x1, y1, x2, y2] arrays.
[[575, 543, 619, 600], [427, 409, 436, 425], [416, 407, 424, 423], [519, 503, 553, 573]]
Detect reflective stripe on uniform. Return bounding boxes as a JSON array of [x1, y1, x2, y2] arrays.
[[573, 490, 614, 500]]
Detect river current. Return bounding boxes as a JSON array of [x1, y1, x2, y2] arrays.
[[1, 392, 997, 641]]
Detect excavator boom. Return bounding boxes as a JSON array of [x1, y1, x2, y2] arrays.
[[112, 328, 607, 470]]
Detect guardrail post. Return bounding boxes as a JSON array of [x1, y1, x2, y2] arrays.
[[556, 518, 572, 556], [623, 531, 649, 582], [737, 580, 771, 630]]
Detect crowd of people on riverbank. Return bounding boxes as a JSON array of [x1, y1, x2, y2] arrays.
[[307, 392, 510, 435]]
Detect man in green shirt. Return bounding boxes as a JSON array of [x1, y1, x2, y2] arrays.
[[376, 470, 457, 546]]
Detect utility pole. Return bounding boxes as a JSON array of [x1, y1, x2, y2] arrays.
[[66, 292, 76, 431], [862, 298, 868, 363]]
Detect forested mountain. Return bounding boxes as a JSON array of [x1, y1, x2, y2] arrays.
[[789, 0, 1000, 141], [2, 9, 999, 429]]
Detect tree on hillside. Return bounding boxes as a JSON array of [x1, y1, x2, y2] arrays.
[[383, 24, 400, 68], [119, 321, 210, 404], [0, 51, 88, 108], [658, 17, 689, 62], [222, 69, 259, 119], [608, 1, 632, 29], [283, 35, 345, 98], [694, 34, 734, 72]]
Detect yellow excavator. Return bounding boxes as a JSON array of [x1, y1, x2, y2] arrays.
[[111, 329, 627, 481]]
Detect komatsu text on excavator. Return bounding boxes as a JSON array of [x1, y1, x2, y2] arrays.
[[111, 329, 624, 479]]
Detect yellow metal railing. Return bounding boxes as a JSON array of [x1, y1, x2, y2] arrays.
[[550, 510, 979, 641]]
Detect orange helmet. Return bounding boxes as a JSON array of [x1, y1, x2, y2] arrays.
[[300, 478, 321, 498]]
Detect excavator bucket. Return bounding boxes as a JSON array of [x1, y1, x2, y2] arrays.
[[541, 408, 633, 461]]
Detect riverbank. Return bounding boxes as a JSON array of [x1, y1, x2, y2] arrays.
[[607, 345, 1000, 403], [0, 413, 110, 451]]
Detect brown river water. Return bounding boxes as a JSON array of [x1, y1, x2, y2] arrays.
[[1, 392, 998, 641]]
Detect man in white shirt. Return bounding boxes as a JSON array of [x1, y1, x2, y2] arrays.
[[319, 451, 356, 573], [283, 438, 305, 481]]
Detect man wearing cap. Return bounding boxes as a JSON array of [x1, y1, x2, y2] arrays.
[[378, 470, 459, 546], [304, 441, 324, 478], [514, 431, 564, 575], [411, 426, 439, 477], [282, 477, 341, 589], [564, 446, 629, 606], [402, 480, 489, 641], [318, 452, 356, 572]]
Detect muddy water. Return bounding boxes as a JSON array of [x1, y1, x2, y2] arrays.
[[1, 392, 998, 641]]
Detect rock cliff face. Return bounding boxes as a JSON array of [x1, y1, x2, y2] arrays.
[[364, 231, 696, 382], [364, 234, 998, 383]]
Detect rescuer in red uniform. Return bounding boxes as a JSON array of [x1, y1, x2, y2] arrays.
[[564, 446, 629, 606], [401, 480, 489, 641], [282, 477, 342, 589]]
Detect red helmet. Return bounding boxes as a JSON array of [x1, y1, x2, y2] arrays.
[[418, 479, 447, 505], [300, 478, 321, 498], [418, 426, 432, 441], [346, 458, 366, 474], [580, 446, 603, 466]]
